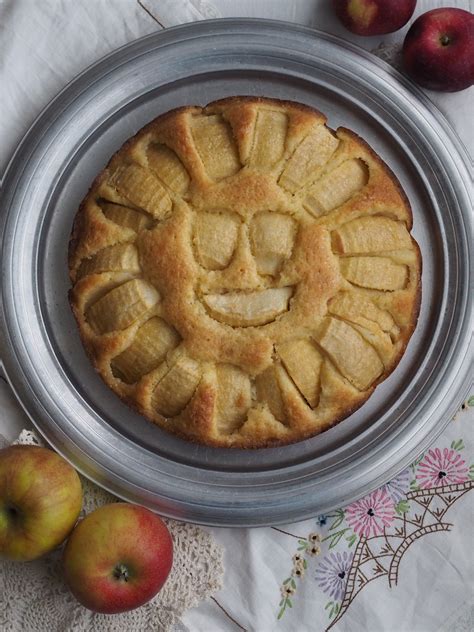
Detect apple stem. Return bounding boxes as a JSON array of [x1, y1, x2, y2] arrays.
[[113, 563, 129, 582], [440, 35, 451, 46], [7, 506, 19, 521]]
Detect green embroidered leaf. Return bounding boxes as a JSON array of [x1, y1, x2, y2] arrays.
[[451, 439, 464, 451], [410, 453, 425, 473], [279, 598, 284, 607], [277, 606, 285, 620], [346, 533, 357, 547], [325, 601, 334, 610], [297, 545, 307, 551], [467, 395, 474, 407], [287, 598, 293, 608], [335, 603, 340, 614], [291, 579, 296, 589], [298, 539, 308, 545], [303, 559, 308, 569], [409, 479, 420, 491], [395, 500, 410, 515], [329, 508, 345, 530], [469, 464, 474, 480], [283, 577, 291, 584], [329, 604, 338, 619], [324, 528, 349, 549]]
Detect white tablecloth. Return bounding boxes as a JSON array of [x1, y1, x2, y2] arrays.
[[1, 1, 473, 631]]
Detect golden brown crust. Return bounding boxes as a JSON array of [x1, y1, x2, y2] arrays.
[[68, 96, 421, 448]]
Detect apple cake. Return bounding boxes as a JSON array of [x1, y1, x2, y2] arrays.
[[69, 97, 421, 448]]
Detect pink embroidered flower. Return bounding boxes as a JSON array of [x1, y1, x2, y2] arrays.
[[417, 448, 468, 489], [345, 489, 395, 538]]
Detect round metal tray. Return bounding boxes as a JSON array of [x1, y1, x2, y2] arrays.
[[0, 19, 472, 526]]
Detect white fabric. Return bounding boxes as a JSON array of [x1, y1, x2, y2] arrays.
[[1, 2, 473, 631]]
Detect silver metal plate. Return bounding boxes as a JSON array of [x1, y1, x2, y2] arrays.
[[0, 20, 472, 526]]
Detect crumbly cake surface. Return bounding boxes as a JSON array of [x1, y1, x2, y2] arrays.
[[69, 96, 421, 448]]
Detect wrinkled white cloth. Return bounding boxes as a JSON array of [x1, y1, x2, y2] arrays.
[[1, 1, 473, 631], [0, 0, 220, 175]]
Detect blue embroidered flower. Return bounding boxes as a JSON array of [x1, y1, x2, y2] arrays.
[[317, 515, 328, 527]]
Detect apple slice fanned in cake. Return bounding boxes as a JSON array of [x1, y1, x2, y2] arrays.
[[328, 292, 400, 338], [109, 164, 172, 219], [255, 364, 288, 424], [86, 279, 159, 335], [214, 364, 252, 434], [100, 202, 155, 232], [146, 143, 190, 195], [339, 256, 408, 291], [151, 349, 202, 418], [277, 338, 323, 408], [316, 317, 383, 391], [332, 216, 412, 254], [77, 244, 140, 280], [111, 317, 180, 384], [304, 159, 369, 217], [279, 124, 339, 193], [191, 115, 241, 181], [248, 110, 288, 168]]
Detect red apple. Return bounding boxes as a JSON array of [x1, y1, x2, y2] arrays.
[[403, 8, 474, 92], [62, 503, 173, 614], [0, 445, 83, 561], [332, 0, 417, 36]]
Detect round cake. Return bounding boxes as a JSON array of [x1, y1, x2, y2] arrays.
[[69, 97, 421, 448]]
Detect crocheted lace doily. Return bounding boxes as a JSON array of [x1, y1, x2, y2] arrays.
[[0, 430, 224, 632]]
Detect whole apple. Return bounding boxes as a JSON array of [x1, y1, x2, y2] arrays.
[[403, 8, 474, 92], [0, 445, 82, 561], [63, 502, 173, 614], [332, 0, 417, 36]]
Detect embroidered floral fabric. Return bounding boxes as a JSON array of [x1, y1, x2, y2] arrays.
[[272, 398, 474, 631], [190, 397, 473, 632]]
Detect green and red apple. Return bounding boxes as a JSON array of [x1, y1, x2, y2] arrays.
[[332, 0, 417, 35], [403, 8, 474, 92], [0, 445, 83, 561], [63, 503, 173, 614]]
